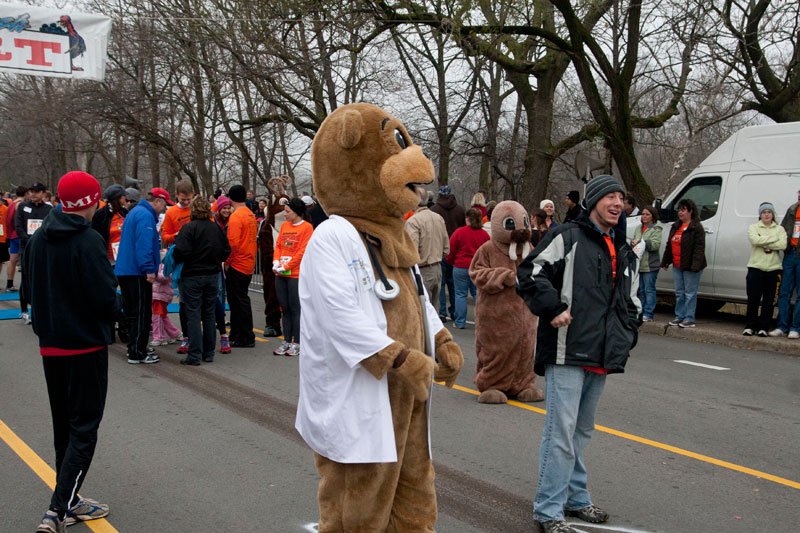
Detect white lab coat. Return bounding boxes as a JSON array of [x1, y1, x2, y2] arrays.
[[295, 215, 442, 463]]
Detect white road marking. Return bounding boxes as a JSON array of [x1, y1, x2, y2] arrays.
[[674, 360, 730, 371], [570, 523, 655, 533]]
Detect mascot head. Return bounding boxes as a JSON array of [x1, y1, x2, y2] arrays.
[[311, 103, 434, 220], [491, 200, 532, 262]]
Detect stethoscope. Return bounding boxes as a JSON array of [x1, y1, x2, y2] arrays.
[[363, 233, 433, 358]]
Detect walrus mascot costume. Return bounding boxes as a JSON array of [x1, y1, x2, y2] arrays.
[[295, 103, 464, 532], [469, 200, 544, 404]]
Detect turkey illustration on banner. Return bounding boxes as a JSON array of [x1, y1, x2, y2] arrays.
[[0, 3, 111, 81]]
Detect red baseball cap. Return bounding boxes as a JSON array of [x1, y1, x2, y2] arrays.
[[150, 187, 174, 205]]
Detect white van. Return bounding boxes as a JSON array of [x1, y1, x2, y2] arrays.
[[627, 122, 800, 305]]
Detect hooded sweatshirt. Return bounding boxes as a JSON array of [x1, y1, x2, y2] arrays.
[[430, 194, 466, 237], [21, 208, 120, 353]]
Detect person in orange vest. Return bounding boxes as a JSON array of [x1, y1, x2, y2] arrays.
[[161, 180, 195, 353], [225, 185, 258, 347]]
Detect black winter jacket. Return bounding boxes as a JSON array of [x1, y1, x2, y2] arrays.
[[173, 218, 231, 277], [517, 212, 640, 375], [22, 209, 120, 350], [14, 200, 52, 250], [91, 203, 128, 247], [660, 219, 707, 272]]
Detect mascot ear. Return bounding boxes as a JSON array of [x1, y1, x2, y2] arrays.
[[335, 109, 363, 149]]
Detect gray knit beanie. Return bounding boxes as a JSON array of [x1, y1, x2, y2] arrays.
[[758, 202, 775, 218], [125, 187, 140, 203], [582, 174, 625, 212]]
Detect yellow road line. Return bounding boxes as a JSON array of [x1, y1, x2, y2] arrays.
[[0, 419, 119, 532], [437, 381, 800, 490]]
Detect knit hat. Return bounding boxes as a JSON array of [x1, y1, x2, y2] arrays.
[[582, 174, 625, 212], [301, 195, 314, 206], [288, 197, 306, 217], [214, 188, 223, 199], [125, 187, 140, 203], [104, 184, 126, 201], [759, 202, 775, 217], [438, 185, 452, 195], [567, 190, 580, 204], [215, 195, 230, 211], [58, 171, 101, 212], [149, 187, 174, 205], [539, 199, 554, 209], [228, 185, 246, 202]]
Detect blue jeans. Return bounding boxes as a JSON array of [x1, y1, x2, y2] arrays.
[[777, 253, 800, 333], [673, 268, 702, 322], [452, 266, 475, 328], [639, 271, 658, 319], [438, 259, 455, 318], [534, 365, 606, 522]]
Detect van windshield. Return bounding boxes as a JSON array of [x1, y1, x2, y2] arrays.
[[661, 176, 722, 222]]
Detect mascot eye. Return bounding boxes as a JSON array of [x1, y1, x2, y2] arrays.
[[522, 215, 530, 229], [503, 217, 516, 231], [394, 129, 409, 149]]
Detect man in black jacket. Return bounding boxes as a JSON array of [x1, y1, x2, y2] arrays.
[[14, 181, 52, 324], [430, 185, 465, 321], [517, 175, 640, 533], [23, 171, 119, 533]]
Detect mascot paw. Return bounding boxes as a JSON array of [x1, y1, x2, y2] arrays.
[[478, 389, 508, 404], [515, 387, 545, 403], [395, 349, 437, 402], [434, 329, 464, 388]]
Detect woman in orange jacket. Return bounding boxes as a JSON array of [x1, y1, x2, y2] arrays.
[[271, 197, 313, 356]]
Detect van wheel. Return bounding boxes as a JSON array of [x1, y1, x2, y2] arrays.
[[696, 299, 725, 313]]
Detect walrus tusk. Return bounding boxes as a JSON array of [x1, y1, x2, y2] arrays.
[[508, 245, 517, 262], [521, 241, 530, 259]]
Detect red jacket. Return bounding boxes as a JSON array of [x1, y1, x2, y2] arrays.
[[447, 226, 490, 268]]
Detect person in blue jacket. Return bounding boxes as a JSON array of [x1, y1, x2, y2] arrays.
[[115, 188, 173, 364]]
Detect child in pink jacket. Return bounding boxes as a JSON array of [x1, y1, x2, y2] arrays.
[[150, 263, 182, 345]]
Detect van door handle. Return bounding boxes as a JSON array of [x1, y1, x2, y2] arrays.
[[704, 229, 714, 234]]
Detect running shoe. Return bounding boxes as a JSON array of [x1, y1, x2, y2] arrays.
[[286, 343, 300, 356], [176, 338, 189, 354], [128, 354, 160, 364], [65, 497, 109, 526], [5, 285, 18, 292], [149, 339, 168, 347], [220, 335, 231, 354], [273, 341, 291, 356], [21, 311, 31, 325], [36, 510, 64, 533]]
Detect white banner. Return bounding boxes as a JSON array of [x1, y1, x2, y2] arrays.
[[0, 3, 111, 81]]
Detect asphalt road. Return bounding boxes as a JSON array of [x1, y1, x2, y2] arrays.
[[1, 300, 798, 532]]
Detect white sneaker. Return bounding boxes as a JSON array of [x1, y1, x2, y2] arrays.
[[20, 311, 31, 325], [757, 330, 768, 337], [789, 331, 800, 339], [149, 339, 164, 347], [742, 328, 754, 336], [286, 343, 300, 356], [768, 329, 786, 337], [642, 316, 654, 322], [273, 341, 291, 356]]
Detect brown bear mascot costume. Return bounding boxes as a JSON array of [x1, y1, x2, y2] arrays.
[[469, 200, 544, 404], [295, 103, 464, 532]]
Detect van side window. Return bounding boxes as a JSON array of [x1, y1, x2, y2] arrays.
[[660, 176, 722, 222]]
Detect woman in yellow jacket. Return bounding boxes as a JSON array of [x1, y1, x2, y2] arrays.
[[746, 202, 787, 336], [272, 197, 314, 356]]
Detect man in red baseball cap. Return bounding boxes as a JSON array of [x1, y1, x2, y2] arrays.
[[23, 171, 118, 532], [114, 187, 172, 364]]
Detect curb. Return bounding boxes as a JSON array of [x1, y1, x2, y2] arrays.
[[639, 321, 800, 356]]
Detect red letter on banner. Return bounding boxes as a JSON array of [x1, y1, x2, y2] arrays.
[[0, 38, 12, 61], [14, 38, 61, 66]]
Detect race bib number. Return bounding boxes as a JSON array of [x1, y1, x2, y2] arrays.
[[27, 219, 43, 235], [0, 224, 4, 237], [112, 241, 120, 260], [793, 221, 800, 239]]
